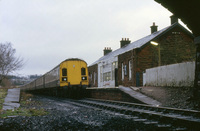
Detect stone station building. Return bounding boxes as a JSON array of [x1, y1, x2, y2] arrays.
[[88, 16, 195, 88]]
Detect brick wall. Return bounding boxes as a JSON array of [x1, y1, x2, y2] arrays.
[[118, 50, 135, 86], [118, 26, 195, 87], [136, 44, 159, 86], [88, 64, 98, 87], [86, 88, 143, 103], [157, 27, 195, 65]]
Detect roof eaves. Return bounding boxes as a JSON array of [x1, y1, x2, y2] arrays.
[[89, 25, 172, 66], [150, 22, 194, 42], [123, 24, 172, 52], [175, 23, 194, 38], [89, 22, 193, 67]]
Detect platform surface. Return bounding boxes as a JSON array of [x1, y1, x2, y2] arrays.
[[3, 88, 21, 110], [119, 86, 161, 106]]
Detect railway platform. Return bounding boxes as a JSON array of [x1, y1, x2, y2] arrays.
[[3, 88, 20, 110], [86, 86, 196, 109], [118, 86, 161, 106], [86, 86, 161, 106]]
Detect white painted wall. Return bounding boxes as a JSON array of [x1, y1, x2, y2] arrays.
[[98, 56, 118, 87], [144, 61, 195, 87]]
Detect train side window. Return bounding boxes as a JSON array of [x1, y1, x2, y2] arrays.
[[62, 68, 67, 76], [81, 67, 86, 75]]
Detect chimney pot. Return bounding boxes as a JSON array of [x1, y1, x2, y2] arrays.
[[170, 15, 178, 25], [120, 38, 131, 48], [103, 47, 112, 56], [150, 22, 158, 34]]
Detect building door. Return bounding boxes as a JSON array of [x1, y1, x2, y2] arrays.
[[136, 72, 140, 87], [115, 68, 118, 87]]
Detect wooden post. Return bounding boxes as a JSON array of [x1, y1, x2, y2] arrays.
[[194, 36, 200, 99]]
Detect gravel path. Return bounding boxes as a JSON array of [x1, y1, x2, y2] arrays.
[[0, 95, 150, 131]]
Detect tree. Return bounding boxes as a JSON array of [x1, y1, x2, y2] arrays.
[[0, 42, 24, 85]]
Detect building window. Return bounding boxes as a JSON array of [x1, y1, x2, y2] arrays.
[[90, 73, 92, 80], [62, 68, 67, 76], [112, 62, 117, 80], [124, 65, 127, 76], [103, 72, 111, 81], [129, 60, 132, 80], [122, 63, 124, 80], [100, 66, 103, 82], [94, 72, 96, 84], [81, 67, 86, 75]]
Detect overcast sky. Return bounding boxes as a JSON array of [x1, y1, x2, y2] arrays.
[[0, 0, 183, 76]]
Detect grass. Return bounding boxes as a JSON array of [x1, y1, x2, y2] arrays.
[[0, 89, 8, 110], [0, 108, 48, 118], [0, 91, 48, 118]]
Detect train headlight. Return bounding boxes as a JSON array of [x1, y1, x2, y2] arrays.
[[62, 77, 67, 81], [82, 76, 87, 80]]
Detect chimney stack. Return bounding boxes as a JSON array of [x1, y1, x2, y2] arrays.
[[120, 38, 131, 48], [103, 47, 112, 56], [150, 22, 158, 34], [170, 15, 178, 25]]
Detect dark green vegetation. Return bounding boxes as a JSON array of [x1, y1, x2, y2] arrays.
[[0, 91, 48, 118]]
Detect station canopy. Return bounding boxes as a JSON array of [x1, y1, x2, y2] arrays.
[[155, 0, 200, 36]]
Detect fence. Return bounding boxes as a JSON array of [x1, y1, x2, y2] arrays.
[[143, 61, 195, 87]]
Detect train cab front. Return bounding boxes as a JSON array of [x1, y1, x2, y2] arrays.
[[60, 67, 88, 88]]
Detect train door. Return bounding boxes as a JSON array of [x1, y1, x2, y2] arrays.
[[69, 61, 81, 85]]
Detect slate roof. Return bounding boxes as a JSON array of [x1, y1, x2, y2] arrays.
[[89, 22, 194, 66]]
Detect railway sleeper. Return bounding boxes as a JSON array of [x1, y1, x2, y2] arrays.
[[132, 119, 163, 130], [143, 121, 158, 125], [157, 115, 200, 130], [156, 124, 172, 130], [173, 127, 188, 131], [108, 106, 116, 111], [85, 99, 200, 116], [78, 99, 200, 130], [125, 109, 200, 130]]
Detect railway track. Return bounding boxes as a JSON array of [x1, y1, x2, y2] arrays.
[[64, 98, 200, 130]]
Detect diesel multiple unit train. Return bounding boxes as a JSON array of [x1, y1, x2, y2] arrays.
[[21, 58, 89, 97]]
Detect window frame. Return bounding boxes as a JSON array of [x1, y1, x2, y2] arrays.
[[129, 60, 132, 80], [122, 63, 124, 80], [62, 68, 67, 76], [81, 67, 86, 75]]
